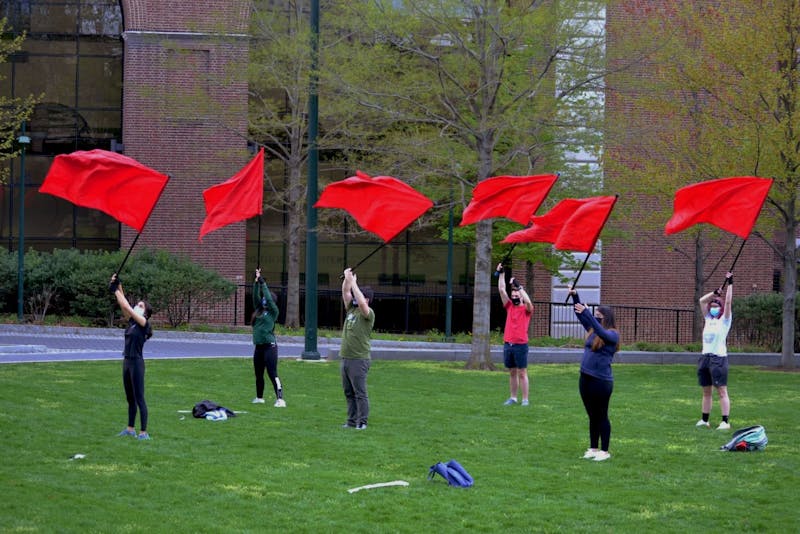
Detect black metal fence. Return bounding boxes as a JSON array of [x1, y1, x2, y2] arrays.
[[174, 283, 800, 350], [195, 283, 698, 345]]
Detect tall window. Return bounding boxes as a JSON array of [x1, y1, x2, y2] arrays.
[[1, 0, 123, 251]]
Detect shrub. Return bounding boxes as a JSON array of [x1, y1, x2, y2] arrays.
[[2, 247, 235, 326], [731, 292, 800, 351]]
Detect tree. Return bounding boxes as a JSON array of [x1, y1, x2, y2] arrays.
[[608, 2, 799, 367], [0, 17, 38, 184], [328, 0, 607, 368]]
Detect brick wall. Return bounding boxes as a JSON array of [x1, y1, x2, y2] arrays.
[[120, 1, 252, 320], [604, 2, 779, 313]]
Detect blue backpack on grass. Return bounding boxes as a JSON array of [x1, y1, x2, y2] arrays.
[[720, 425, 768, 452], [428, 459, 473, 488]]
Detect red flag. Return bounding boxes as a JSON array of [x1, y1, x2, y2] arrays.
[[39, 149, 169, 233], [664, 176, 773, 239], [314, 171, 433, 242], [502, 195, 617, 253], [460, 174, 559, 226], [199, 148, 264, 242]]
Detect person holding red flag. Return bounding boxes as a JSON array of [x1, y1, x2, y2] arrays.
[[340, 268, 375, 430], [250, 268, 284, 408], [110, 273, 153, 441], [696, 272, 734, 431], [496, 263, 533, 406], [569, 288, 619, 462]]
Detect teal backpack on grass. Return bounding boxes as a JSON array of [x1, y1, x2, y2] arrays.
[[428, 459, 473, 488], [720, 425, 768, 451]]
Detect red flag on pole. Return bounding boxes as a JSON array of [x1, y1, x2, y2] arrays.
[[664, 176, 773, 239], [199, 148, 264, 242], [460, 174, 559, 226], [502, 195, 618, 253], [39, 149, 170, 233], [314, 170, 433, 242]]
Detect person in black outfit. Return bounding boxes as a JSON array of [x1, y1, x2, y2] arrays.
[[110, 273, 153, 440], [570, 288, 620, 462]]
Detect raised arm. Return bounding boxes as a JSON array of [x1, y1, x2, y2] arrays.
[[496, 263, 509, 306], [723, 272, 733, 319], [342, 268, 354, 309]]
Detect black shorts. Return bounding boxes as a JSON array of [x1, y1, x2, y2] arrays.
[[697, 353, 728, 387]]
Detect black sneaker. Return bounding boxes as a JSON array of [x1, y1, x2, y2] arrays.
[[356, 423, 367, 430]]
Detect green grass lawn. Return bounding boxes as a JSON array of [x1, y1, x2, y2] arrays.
[[1, 359, 798, 533]]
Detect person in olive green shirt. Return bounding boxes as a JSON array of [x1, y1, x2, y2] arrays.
[[340, 267, 375, 430], [251, 268, 284, 407]]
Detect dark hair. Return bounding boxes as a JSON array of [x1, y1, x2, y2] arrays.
[[142, 300, 153, 320], [251, 291, 279, 323], [361, 286, 374, 303], [589, 305, 619, 353]]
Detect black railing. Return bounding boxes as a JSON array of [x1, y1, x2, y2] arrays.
[[164, 283, 800, 350]]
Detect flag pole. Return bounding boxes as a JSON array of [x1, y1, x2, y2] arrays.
[[564, 194, 619, 304], [718, 238, 747, 291], [493, 244, 517, 277], [115, 232, 141, 276], [257, 214, 262, 269], [339, 241, 389, 278]]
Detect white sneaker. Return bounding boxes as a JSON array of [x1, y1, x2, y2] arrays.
[[717, 421, 731, 430], [695, 419, 710, 428], [252, 398, 265, 404], [593, 451, 611, 462], [582, 448, 599, 459], [274, 399, 286, 408]]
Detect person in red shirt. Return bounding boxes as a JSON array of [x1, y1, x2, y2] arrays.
[[496, 263, 534, 406]]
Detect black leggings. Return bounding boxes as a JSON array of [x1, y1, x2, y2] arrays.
[[579, 372, 613, 451], [253, 343, 282, 399], [122, 357, 148, 431]]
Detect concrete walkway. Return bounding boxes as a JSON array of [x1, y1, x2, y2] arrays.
[[0, 324, 795, 366]]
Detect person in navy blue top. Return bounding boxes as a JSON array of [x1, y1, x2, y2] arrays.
[[570, 289, 619, 462]]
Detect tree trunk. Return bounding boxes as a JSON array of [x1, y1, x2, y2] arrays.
[[692, 235, 705, 341], [780, 212, 797, 369], [284, 165, 303, 328], [466, 219, 494, 370]]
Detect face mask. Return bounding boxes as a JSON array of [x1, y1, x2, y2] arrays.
[[511, 297, 521, 306], [133, 305, 146, 318], [709, 307, 721, 317], [352, 299, 358, 307]]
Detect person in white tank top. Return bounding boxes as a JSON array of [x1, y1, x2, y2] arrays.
[[695, 272, 734, 431]]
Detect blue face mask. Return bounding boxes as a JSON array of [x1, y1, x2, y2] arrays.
[[709, 307, 721, 317]]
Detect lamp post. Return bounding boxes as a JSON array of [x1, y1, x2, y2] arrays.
[[302, 0, 321, 360], [16, 122, 30, 322], [445, 185, 454, 341]]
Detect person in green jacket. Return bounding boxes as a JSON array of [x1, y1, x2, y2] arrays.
[[251, 268, 284, 407], [340, 267, 375, 430]]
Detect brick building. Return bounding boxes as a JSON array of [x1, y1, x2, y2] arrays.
[[2, 1, 794, 339]]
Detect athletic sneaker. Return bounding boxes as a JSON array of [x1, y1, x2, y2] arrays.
[[695, 419, 711, 428], [582, 448, 599, 459], [521, 400, 529, 407], [356, 423, 367, 430], [137, 432, 151, 440], [593, 451, 611, 462], [717, 421, 731, 430], [503, 398, 518, 406], [274, 399, 286, 408], [252, 398, 265, 404], [117, 429, 136, 437], [342, 423, 356, 429]]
